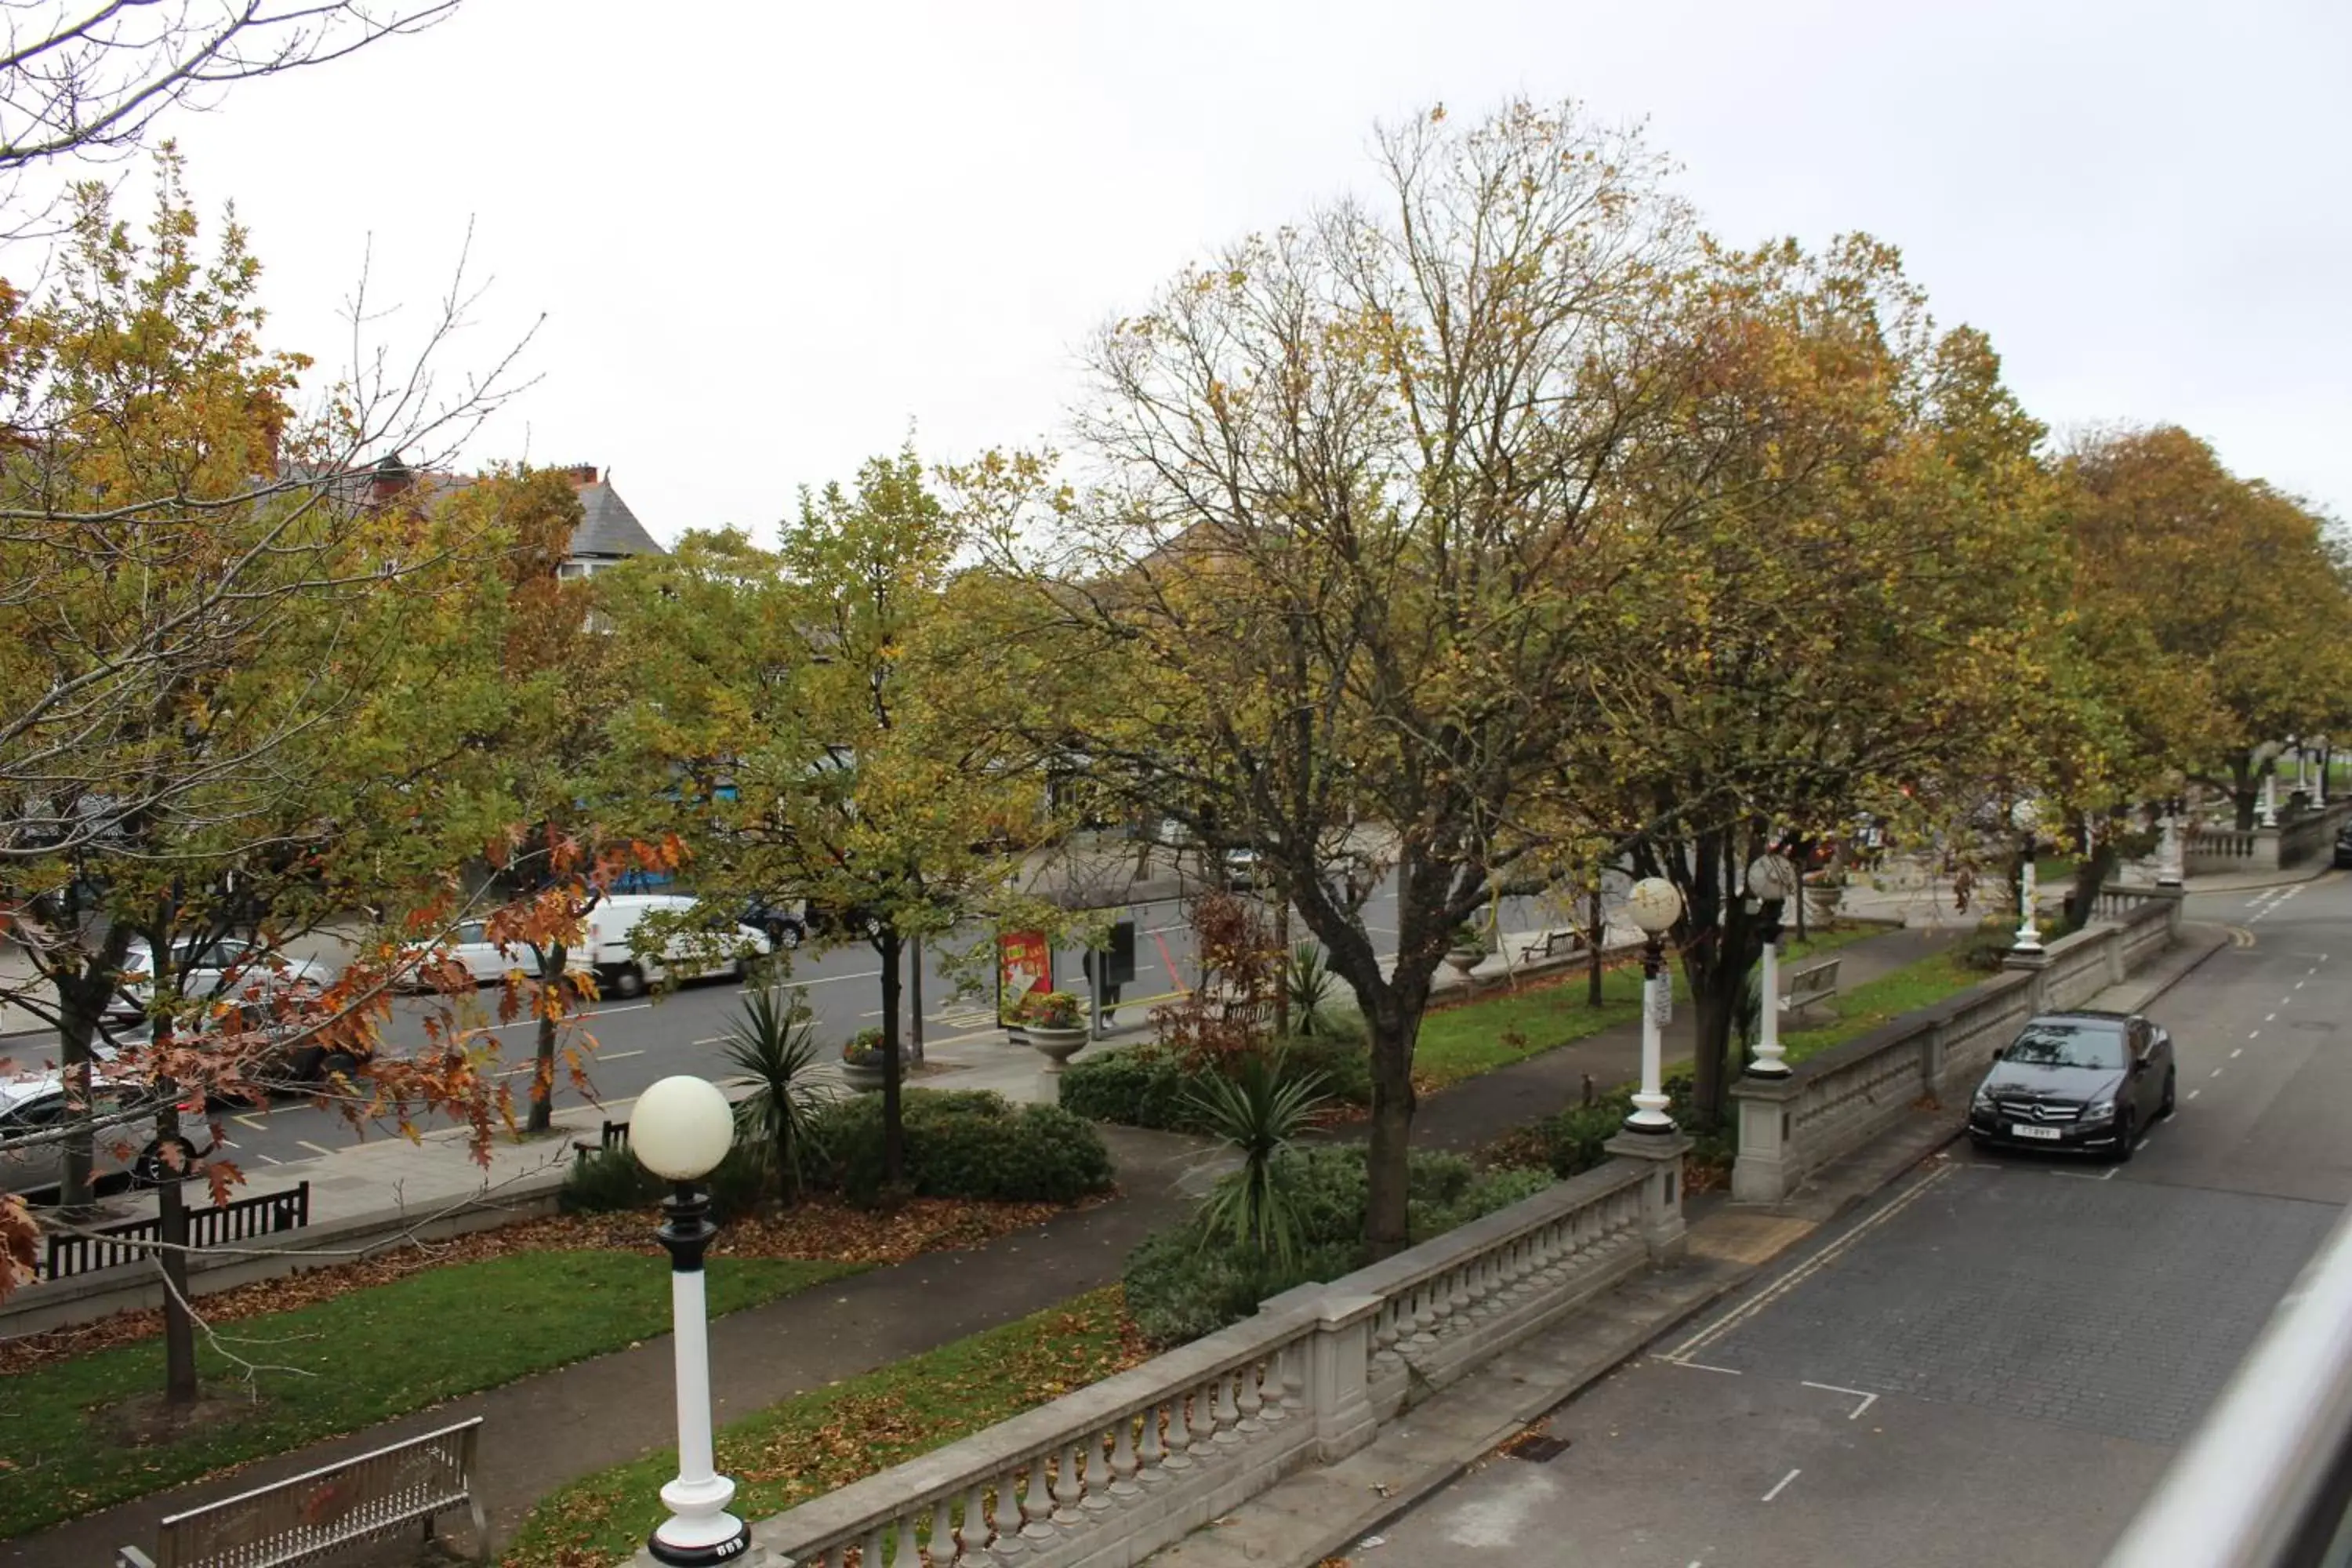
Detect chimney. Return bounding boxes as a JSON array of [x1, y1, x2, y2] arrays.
[[564, 463, 599, 488], [370, 452, 414, 503]]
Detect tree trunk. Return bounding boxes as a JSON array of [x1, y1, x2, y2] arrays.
[[2067, 818, 2122, 931], [153, 1070, 199, 1407], [55, 971, 109, 1212], [1363, 993, 1419, 1259], [527, 942, 568, 1135], [2232, 753, 2259, 832], [1586, 884, 1604, 1007], [879, 932, 905, 1190]]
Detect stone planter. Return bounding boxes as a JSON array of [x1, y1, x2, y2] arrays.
[[1025, 1024, 1089, 1072], [1444, 947, 1484, 976], [840, 1060, 886, 1092]]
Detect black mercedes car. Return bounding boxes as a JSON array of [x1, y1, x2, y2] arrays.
[[2333, 821, 2352, 868], [1967, 1011, 2176, 1162]]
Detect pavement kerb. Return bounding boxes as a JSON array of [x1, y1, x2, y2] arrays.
[[1153, 922, 2236, 1568]]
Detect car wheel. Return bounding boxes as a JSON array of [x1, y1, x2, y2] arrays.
[[611, 964, 646, 1000], [2158, 1069, 2176, 1119], [321, 1051, 359, 1085], [2108, 1110, 2136, 1164], [778, 921, 803, 950]]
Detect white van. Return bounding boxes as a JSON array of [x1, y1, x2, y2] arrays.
[[578, 895, 772, 998]]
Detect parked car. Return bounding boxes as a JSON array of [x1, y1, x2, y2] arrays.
[[1967, 1010, 2176, 1161], [741, 896, 807, 949], [1223, 846, 1261, 891], [399, 920, 518, 990], [2333, 822, 2352, 869], [576, 895, 773, 999], [0, 1060, 154, 1196], [108, 936, 335, 1026]]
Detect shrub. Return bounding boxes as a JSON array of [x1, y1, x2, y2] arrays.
[[1058, 1035, 1372, 1133], [1956, 910, 2079, 972], [815, 1089, 1115, 1206], [842, 1026, 885, 1065], [1029, 990, 1083, 1029], [560, 1147, 663, 1214], [559, 1140, 771, 1222], [1121, 1144, 1553, 1346]]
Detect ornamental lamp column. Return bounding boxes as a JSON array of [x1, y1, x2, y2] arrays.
[[2156, 797, 2185, 889], [1622, 877, 1685, 1133], [2010, 800, 2044, 956], [631, 1076, 755, 1567], [1744, 854, 1798, 1078], [2261, 758, 2279, 829]]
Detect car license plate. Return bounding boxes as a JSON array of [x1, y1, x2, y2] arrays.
[[2011, 1123, 2062, 1141]]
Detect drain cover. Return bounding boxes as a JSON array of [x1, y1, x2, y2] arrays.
[[1503, 1432, 1571, 1463]]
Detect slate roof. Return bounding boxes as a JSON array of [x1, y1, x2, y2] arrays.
[[569, 480, 663, 559]]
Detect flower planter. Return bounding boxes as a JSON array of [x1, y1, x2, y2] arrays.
[[1025, 1024, 1089, 1072], [1444, 946, 1484, 976], [840, 1061, 886, 1092]]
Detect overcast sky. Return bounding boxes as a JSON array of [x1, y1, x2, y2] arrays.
[[136, 0, 2352, 543]]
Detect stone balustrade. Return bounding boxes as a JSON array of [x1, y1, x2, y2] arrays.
[[1731, 889, 2180, 1205], [2187, 801, 2352, 877], [750, 1152, 1679, 1568]]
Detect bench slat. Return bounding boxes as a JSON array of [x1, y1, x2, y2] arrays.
[[135, 1418, 481, 1568]]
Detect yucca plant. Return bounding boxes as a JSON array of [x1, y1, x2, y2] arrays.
[[720, 988, 828, 1207], [1181, 1048, 1330, 1266], [1284, 942, 1337, 1037]]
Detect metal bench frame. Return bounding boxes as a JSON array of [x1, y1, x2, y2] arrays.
[[1517, 929, 1585, 964], [1778, 956, 1842, 1014], [118, 1417, 485, 1568]]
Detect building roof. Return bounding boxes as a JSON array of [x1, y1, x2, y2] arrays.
[[570, 479, 662, 560]]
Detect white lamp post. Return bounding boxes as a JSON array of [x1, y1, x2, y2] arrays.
[[2156, 797, 2185, 889], [2010, 800, 2043, 955], [2261, 757, 2279, 829], [632, 1076, 753, 1568], [1744, 854, 1798, 1078], [1623, 877, 1684, 1133]]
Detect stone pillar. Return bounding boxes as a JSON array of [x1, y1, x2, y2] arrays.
[[1605, 1131, 1691, 1261], [1727, 1076, 1800, 1205], [2156, 803, 2183, 889], [1305, 1292, 1381, 1462]]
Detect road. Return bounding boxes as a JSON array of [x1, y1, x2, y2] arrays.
[[1374, 874, 2352, 1566], [2, 876, 1555, 1176]]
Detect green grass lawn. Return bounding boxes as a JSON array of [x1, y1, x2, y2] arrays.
[[501, 1287, 1138, 1568], [0, 1250, 853, 1540], [1410, 925, 1880, 1090], [1779, 946, 1985, 1066]]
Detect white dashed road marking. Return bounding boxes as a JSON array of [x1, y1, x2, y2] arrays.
[[1762, 1469, 1802, 1504]]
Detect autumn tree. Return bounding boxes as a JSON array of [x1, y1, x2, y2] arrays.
[[1581, 236, 2060, 1127], [598, 450, 1066, 1187], [958, 101, 1712, 1255], [2060, 426, 2352, 831]]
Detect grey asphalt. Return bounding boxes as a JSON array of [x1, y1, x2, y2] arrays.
[[1374, 873, 2352, 1566]]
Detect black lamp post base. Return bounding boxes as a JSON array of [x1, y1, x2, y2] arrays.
[[646, 1519, 753, 1566]]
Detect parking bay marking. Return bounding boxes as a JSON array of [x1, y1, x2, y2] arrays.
[[1664, 1163, 1954, 1362], [1762, 1469, 1802, 1504], [1801, 1381, 1880, 1421]]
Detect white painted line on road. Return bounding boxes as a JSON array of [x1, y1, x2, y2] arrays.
[[2211, 1067, 2224, 1078], [602, 1050, 645, 1061], [2251, 1030, 2260, 1040], [858, 1009, 883, 1018], [1666, 1164, 1954, 1361], [763, 971, 883, 989], [1762, 1469, 1802, 1503], [234, 1113, 267, 1131], [2267, 1013, 2278, 1022], [2232, 1047, 2244, 1058], [2135, 1136, 2151, 1151], [1802, 1381, 1880, 1420], [215, 1138, 238, 1149], [2053, 1166, 2118, 1181], [2189, 1089, 2202, 1101], [2297, 981, 2307, 990], [1662, 1359, 1743, 1376], [297, 1140, 336, 1158], [256, 1152, 281, 1165]]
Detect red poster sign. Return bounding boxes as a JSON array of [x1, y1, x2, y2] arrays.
[[999, 931, 1051, 1007]]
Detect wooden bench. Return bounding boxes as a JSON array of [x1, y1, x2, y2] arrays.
[[571, 1117, 630, 1167], [1779, 957, 1842, 1014], [1517, 929, 1586, 964], [118, 1417, 485, 1567]]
